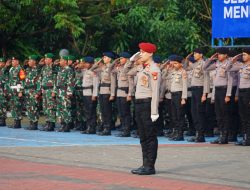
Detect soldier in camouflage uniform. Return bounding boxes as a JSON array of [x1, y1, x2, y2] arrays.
[[67, 55, 76, 129], [56, 56, 75, 132], [73, 58, 85, 130], [0, 58, 9, 126], [6, 57, 24, 128], [40, 53, 57, 131], [24, 55, 41, 130]]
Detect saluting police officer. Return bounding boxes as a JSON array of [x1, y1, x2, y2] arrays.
[[112, 52, 133, 137], [204, 47, 232, 144], [131, 42, 161, 175], [186, 48, 209, 143], [81, 56, 99, 134], [229, 47, 250, 146], [93, 52, 116, 136]]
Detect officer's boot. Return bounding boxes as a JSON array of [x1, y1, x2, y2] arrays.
[[32, 121, 38, 130], [68, 121, 74, 130], [116, 123, 130, 137], [196, 131, 205, 143], [236, 128, 250, 146], [43, 122, 55, 132], [172, 130, 184, 141], [13, 120, 21, 129], [98, 125, 111, 136], [211, 131, 222, 144], [228, 130, 238, 142], [40, 121, 49, 131], [168, 129, 178, 140], [0, 118, 6, 127], [26, 121, 33, 130], [219, 130, 228, 144], [58, 122, 70, 132]]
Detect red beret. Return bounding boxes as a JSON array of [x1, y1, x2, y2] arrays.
[[139, 42, 157, 53]]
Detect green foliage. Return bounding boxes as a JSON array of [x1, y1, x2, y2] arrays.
[[0, 0, 212, 59]]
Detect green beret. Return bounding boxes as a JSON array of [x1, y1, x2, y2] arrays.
[[0, 57, 5, 62], [67, 55, 75, 61], [29, 55, 38, 61], [94, 57, 102, 63], [45, 53, 54, 59], [60, 56, 68, 60]]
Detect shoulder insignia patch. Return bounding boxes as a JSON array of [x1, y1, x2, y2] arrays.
[[151, 72, 158, 80]]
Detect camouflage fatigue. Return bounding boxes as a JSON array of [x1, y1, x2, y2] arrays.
[[74, 68, 85, 123], [24, 66, 41, 122], [41, 65, 57, 123], [0, 67, 8, 120], [55, 66, 74, 124], [6, 66, 23, 120]]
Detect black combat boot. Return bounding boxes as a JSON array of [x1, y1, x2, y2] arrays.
[[58, 123, 70, 132], [97, 125, 111, 136], [40, 121, 49, 131], [13, 120, 21, 129], [42, 122, 55, 132], [172, 131, 184, 141], [26, 121, 33, 130], [0, 118, 6, 127], [188, 131, 205, 143], [27, 121, 38, 130]]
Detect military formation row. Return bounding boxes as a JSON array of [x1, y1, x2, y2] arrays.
[[0, 46, 250, 147]]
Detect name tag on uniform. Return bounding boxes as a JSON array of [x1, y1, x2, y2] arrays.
[[140, 75, 149, 87], [219, 68, 226, 78]]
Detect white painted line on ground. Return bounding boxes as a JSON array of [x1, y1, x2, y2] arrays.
[[0, 137, 82, 146]]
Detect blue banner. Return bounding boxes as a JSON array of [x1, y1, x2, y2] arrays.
[[212, 0, 250, 38]]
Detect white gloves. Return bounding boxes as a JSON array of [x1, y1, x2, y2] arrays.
[[151, 114, 159, 122], [130, 52, 141, 62]]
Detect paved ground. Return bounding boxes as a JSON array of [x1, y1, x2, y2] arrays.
[[0, 126, 249, 190]]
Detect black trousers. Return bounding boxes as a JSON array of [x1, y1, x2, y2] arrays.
[[99, 94, 112, 129], [214, 87, 232, 132], [238, 89, 250, 139], [230, 87, 240, 135], [186, 97, 195, 132], [205, 98, 217, 133], [165, 99, 173, 130], [83, 96, 97, 129], [116, 97, 131, 132], [155, 101, 164, 134], [171, 92, 186, 133], [135, 99, 158, 168], [191, 87, 206, 134]]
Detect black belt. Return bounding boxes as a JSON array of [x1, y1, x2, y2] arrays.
[[239, 88, 250, 93], [118, 87, 129, 93], [215, 86, 227, 90], [43, 86, 53, 90], [25, 85, 36, 90], [100, 83, 111, 87], [171, 91, 182, 95], [135, 98, 151, 104], [83, 86, 93, 90], [191, 86, 203, 90]]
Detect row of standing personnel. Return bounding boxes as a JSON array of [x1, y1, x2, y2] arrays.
[[0, 46, 250, 145]]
